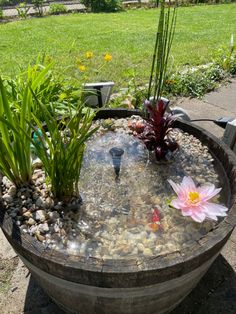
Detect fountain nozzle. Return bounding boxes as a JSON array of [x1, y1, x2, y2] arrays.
[[109, 147, 124, 179]]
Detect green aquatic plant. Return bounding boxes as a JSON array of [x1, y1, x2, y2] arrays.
[[29, 94, 98, 202], [0, 77, 33, 187]]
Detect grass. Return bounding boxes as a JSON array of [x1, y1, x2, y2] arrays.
[[0, 4, 236, 88]]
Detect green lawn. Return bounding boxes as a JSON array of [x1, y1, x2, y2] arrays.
[[0, 4, 236, 88]]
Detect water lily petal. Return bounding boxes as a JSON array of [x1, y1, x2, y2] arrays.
[[181, 207, 194, 216], [204, 212, 218, 221], [181, 176, 197, 193], [191, 211, 206, 223], [168, 179, 181, 195], [171, 198, 185, 209], [199, 185, 221, 201], [203, 203, 228, 216]]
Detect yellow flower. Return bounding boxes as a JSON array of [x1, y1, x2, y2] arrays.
[[85, 51, 93, 59], [79, 65, 86, 72], [104, 53, 112, 62], [59, 93, 67, 100]]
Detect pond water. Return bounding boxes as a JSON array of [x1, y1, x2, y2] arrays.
[[55, 121, 225, 259]]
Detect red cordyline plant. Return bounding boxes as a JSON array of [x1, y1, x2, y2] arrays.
[[137, 0, 178, 160], [138, 99, 178, 160]]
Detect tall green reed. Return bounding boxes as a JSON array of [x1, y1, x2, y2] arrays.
[[147, 0, 178, 104]]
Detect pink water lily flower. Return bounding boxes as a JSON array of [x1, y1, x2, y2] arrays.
[[168, 176, 228, 223]]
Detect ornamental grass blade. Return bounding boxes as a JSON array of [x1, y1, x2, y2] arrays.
[[0, 77, 13, 151], [0, 77, 33, 186], [0, 138, 18, 183]]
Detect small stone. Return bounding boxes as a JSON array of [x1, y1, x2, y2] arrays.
[[2, 194, 13, 203], [20, 225, 28, 233], [2, 177, 12, 189], [150, 196, 161, 205], [45, 197, 54, 208], [27, 218, 36, 226], [137, 243, 145, 252], [23, 211, 32, 219], [47, 211, 60, 222], [36, 234, 45, 242], [132, 247, 138, 255], [53, 224, 60, 233], [30, 226, 38, 235], [38, 223, 49, 234], [143, 248, 153, 257], [35, 210, 46, 222], [22, 207, 28, 214], [30, 204, 36, 212], [32, 158, 42, 168], [8, 186, 17, 197], [35, 197, 46, 209], [54, 204, 62, 211], [11, 287, 18, 293], [36, 177, 44, 185], [60, 228, 66, 236], [32, 193, 39, 201]]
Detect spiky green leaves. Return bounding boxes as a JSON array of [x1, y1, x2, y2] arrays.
[[0, 77, 32, 187], [30, 95, 98, 201]]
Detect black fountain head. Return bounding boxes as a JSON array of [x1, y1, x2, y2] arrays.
[[109, 147, 124, 179]]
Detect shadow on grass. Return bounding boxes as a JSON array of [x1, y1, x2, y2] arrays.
[[23, 254, 236, 314]]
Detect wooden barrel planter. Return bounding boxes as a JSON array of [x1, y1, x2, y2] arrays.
[[1, 109, 236, 314]]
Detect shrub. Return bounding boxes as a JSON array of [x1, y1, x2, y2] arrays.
[[81, 0, 122, 13], [16, 2, 30, 19], [212, 46, 236, 75], [49, 3, 67, 15], [164, 41, 236, 98], [32, 0, 45, 17], [0, 9, 3, 19]]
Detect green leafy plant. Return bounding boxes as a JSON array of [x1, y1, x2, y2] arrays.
[[0, 58, 55, 187], [4, 56, 67, 120], [212, 35, 236, 75], [32, 0, 45, 17], [81, 0, 122, 13], [164, 36, 235, 98], [0, 9, 3, 19], [49, 3, 67, 15], [16, 2, 30, 19], [109, 69, 147, 109], [0, 77, 32, 187], [164, 65, 224, 97], [29, 97, 98, 202]]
